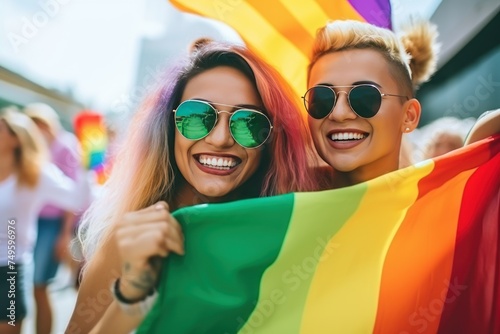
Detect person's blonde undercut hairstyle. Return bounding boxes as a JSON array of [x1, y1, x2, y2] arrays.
[[308, 19, 440, 97]]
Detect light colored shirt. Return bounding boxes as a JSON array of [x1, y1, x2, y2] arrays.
[[0, 163, 90, 265], [39, 130, 81, 218]]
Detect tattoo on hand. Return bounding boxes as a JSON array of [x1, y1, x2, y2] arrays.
[[122, 268, 157, 291], [139, 270, 156, 288], [127, 278, 153, 291]]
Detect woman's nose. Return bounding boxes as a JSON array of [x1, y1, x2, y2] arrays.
[[327, 91, 358, 122], [204, 112, 235, 148]]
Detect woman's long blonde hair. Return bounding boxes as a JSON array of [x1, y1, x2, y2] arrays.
[[0, 108, 47, 187]]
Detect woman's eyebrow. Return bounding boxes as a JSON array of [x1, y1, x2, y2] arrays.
[[313, 81, 382, 88], [235, 103, 263, 110], [352, 80, 381, 88], [191, 98, 262, 110]]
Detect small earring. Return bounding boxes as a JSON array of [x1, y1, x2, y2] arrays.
[[405, 127, 410, 132]]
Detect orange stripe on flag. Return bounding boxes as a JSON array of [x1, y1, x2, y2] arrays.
[[246, 1, 314, 59], [316, 0, 366, 22], [373, 169, 475, 333]]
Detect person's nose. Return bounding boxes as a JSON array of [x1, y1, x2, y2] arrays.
[[204, 111, 235, 148], [327, 90, 358, 122]]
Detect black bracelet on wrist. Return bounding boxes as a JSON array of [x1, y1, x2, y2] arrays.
[[113, 278, 154, 304], [111, 278, 159, 316]]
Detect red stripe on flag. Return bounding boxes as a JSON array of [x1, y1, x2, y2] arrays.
[[438, 139, 500, 333]]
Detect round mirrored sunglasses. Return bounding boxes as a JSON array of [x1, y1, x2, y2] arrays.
[[173, 99, 273, 149]]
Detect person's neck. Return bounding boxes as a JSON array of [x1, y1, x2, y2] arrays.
[[331, 160, 400, 189], [172, 180, 240, 210], [0, 152, 16, 182]]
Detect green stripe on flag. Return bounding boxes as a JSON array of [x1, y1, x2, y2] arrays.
[[238, 183, 367, 333], [138, 193, 295, 333]]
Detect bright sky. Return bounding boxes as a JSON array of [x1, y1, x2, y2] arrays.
[[0, 0, 441, 113]]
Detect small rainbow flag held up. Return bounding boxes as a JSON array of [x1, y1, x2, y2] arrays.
[[73, 111, 108, 184], [137, 135, 500, 333], [169, 0, 392, 107]]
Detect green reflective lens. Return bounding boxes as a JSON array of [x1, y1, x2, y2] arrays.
[[230, 110, 272, 148], [174, 100, 272, 148], [175, 101, 216, 140]]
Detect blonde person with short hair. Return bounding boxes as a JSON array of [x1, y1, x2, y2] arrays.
[[306, 19, 499, 187], [305, 19, 439, 188]]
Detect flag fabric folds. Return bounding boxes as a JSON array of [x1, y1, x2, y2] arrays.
[[169, 0, 392, 107], [137, 134, 500, 333]]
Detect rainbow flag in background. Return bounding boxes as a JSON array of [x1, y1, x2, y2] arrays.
[[137, 135, 500, 333], [169, 0, 392, 105], [73, 111, 108, 184]]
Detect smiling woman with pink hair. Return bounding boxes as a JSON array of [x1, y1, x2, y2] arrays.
[[69, 41, 320, 333]]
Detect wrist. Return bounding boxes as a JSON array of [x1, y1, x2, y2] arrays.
[[117, 277, 154, 302], [112, 278, 158, 316]]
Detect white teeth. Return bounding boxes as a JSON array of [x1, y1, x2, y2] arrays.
[[330, 132, 366, 141], [197, 154, 239, 169]]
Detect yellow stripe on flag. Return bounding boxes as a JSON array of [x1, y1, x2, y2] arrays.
[[280, 0, 331, 37], [316, 0, 366, 22], [300, 162, 434, 333]]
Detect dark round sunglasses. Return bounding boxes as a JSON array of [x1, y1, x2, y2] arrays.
[[302, 84, 408, 119], [173, 100, 273, 149]]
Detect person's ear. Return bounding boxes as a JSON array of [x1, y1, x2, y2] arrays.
[[401, 98, 421, 133]]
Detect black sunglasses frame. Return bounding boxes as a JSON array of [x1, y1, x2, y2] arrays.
[[302, 84, 409, 119]]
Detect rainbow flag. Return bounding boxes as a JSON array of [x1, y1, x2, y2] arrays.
[[73, 111, 108, 184], [137, 135, 500, 333], [169, 0, 392, 106]]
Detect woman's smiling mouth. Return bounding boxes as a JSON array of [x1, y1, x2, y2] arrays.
[[194, 154, 241, 172]]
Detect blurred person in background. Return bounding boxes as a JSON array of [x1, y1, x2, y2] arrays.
[[0, 108, 89, 334], [24, 103, 82, 334], [418, 116, 476, 161]]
